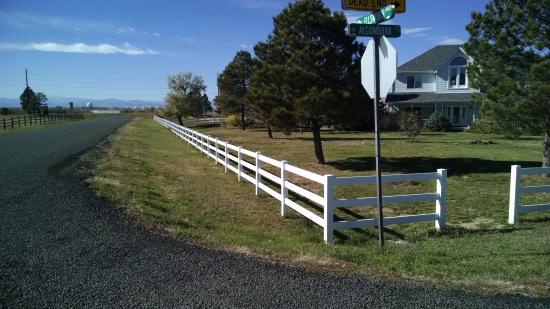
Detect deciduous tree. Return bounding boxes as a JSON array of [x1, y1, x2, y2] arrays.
[[165, 72, 206, 125]]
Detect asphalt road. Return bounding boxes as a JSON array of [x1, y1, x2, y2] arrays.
[[1, 116, 548, 308]]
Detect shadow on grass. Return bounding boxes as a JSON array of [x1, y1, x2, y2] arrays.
[[328, 156, 540, 176]]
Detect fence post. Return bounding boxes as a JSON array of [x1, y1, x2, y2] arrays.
[[3, 118, 5, 130], [24, 116, 27, 126], [280, 160, 288, 216], [214, 139, 219, 165], [224, 141, 228, 173], [255, 152, 262, 196], [18, 116, 21, 127], [508, 165, 521, 224], [11, 117, 14, 129], [435, 169, 447, 230], [237, 146, 242, 181], [324, 175, 335, 244]]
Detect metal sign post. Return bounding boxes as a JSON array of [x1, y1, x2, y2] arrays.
[[373, 36, 384, 247], [346, 4, 400, 248]]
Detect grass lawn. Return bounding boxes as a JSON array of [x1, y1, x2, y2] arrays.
[[90, 117, 550, 297]]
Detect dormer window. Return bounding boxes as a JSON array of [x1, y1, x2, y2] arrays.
[[449, 57, 467, 89], [406, 74, 422, 89]]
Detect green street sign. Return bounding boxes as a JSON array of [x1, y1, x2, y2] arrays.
[[356, 4, 395, 25], [349, 24, 401, 37]]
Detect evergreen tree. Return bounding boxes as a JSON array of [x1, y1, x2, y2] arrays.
[[465, 0, 549, 166], [164, 72, 206, 125], [19, 87, 40, 114], [255, 0, 362, 164], [216, 51, 253, 130], [249, 41, 296, 138]]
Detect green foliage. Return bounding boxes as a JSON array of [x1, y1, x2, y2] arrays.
[[19, 87, 40, 114], [1, 107, 10, 115], [397, 112, 421, 141], [216, 51, 253, 130], [464, 0, 549, 158], [465, 118, 503, 135], [201, 94, 213, 114], [248, 0, 364, 163], [164, 72, 206, 124], [425, 112, 451, 132], [226, 114, 242, 128]]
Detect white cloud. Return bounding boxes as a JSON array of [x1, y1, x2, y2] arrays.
[[438, 37, 464, 45], [0, 11, 112, 32], [240, 44, 252, 49], [403, 27, 431, 35], [116, 26, 137, 35], [0, 42, 159, 55]]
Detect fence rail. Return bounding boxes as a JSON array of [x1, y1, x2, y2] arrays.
[[155, 116, 447, 244], [509, 165, 550, 224], [1, 114, 84, 131]]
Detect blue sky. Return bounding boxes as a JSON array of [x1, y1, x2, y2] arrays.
[[0, 0, 488, 103]]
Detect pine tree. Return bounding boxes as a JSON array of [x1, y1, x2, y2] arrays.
[[465, 0, 549, 166], [216, 51, 253, 130], [256, 0, 363, 164]]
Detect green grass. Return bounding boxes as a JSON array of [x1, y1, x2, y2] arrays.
[[91, 117, 550, 297]]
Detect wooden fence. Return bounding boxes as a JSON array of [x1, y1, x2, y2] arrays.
[[509, 165, 550, 224], [1, 114, 84, 131], [154, 116, 447, 243]]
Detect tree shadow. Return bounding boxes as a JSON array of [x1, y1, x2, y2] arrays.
[[275, 136, 412, 142], [328, 156, 540, 176]]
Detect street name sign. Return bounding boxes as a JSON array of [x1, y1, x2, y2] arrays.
[[361, 36, 397, 99], [349, 24, 401, 37], [356, 4, 395, 24], [341, 0, 406, 13]]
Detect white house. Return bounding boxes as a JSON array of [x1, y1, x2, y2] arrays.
[[386, 44, 480, 128]]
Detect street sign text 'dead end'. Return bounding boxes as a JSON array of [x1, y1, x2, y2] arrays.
[[342, 0, 406, 13]]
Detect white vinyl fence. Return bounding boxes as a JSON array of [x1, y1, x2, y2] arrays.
[[509, 165, 550, 224], [154, 116, 447, 243]]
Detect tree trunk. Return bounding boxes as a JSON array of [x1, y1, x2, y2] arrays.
[[177, 115, 183, 126], [267, 125, 273, 139], [241, 103, 246, 130], [311, 120, 325, 164], [544, 131, 550, 176]]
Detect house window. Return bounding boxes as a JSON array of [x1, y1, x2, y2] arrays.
[[449, 57, 468, 89], [406, 75, 422, 89]]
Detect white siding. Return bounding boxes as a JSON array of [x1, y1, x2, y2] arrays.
[[393, 73, 436, 93], [436, 50, 476, 93]]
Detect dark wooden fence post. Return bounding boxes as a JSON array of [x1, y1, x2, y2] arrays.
[[11, 117, 14, 129], [3, 118, 6, 130]]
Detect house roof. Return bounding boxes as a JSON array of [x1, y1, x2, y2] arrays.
[[386, 92, 472, 104], [397, 45, 463, 73]]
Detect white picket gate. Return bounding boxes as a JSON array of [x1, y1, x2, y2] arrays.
[[509, 165, 550, 224], [154, 116, 447, 243]]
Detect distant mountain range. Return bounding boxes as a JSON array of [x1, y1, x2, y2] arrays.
[[0, 96, 164, 108]]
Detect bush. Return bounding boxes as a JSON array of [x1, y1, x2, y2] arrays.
[[465, 119, 503, 135], [0, 107, 10, 115], [397, 112, 421, 141], [380, 112, 399, 131], [226, 114, 242, 128], [425, 112, 451, 132]]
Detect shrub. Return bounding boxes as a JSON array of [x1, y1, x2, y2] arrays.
[[425, 112, 451, 132], [0, 107, 10, 115], [397, 112, 421, 141], [226, 114, 242, 128], [465, 119, 503, 135], [380, 112, 399, 131]]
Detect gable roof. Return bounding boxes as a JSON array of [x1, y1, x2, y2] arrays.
[[397, 45, 463, 73]]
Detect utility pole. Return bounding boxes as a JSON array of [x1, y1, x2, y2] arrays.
[[25, 68, 31, 113]]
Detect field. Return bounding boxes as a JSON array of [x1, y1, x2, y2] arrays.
[[90, 117, 550, 296]]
